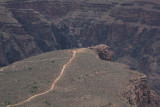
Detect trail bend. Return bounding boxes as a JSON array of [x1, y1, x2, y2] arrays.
[[7, 50, 78, 107]]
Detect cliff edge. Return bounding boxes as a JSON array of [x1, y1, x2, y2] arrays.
[[0, 46, 159, 107]]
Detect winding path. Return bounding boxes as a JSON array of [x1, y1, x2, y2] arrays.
[[7, 50, 78, 107], [0, 68, 4, 72]]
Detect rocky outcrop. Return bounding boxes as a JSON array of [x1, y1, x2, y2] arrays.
[[124, 76, 160, 107], [89, 44, 113, 61], [89, 45, 160, 106]]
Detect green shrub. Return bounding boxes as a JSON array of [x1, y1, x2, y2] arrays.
[[44, 100, 51, 106], [28, 67, 32, 71], [30, 90, 36, 94], [32, 86, 38, 89]]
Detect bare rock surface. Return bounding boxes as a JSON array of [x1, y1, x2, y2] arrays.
[[89, 44, 113, 61]]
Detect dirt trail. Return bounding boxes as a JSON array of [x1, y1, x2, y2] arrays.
[[0, 68, 4, 71], [0, 57, 70, 72], [0, 66, 8, 72], [7, 50, 78, 107]]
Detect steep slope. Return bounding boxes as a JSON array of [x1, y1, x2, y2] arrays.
[[0, 0, 160, 95], [0, 47, 159, 107], [0, 5, 42, 67]]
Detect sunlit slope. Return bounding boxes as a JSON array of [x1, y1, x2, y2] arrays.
[[0, 48, 149, 107], [0, 49, 73, 106]]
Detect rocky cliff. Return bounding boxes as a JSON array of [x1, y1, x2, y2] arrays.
[[90, 45, 160, 107], [0, 0, 160, 95], [89, 44, 113, 61], [124, 76, 160, 107]]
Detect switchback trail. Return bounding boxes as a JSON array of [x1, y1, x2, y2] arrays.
[[7, 50, 78, 107]]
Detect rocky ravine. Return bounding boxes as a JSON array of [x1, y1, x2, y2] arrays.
[[0, 0, 160, 94]]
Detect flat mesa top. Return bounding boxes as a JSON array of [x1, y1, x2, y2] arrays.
[[0, 48, 145, 107]]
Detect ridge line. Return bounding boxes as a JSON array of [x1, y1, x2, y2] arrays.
[[7, 50, 78, 107]]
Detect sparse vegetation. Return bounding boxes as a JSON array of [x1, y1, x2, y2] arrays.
[[0, 1, 160, 107], [32, 86, 38, 89], [4, 101, 11, 105], [47, 80, 51, 83], [71, 79, 74, 82], [130, 72, 133, 74], [77, 76, 81, 79], [30, 90, 36, 94], [77, 75, 85, 81], [31, 82, 38, 94], [44, 100, 51, 106], [33, 82, 37, 84], [0, 102, 5, 105], [0, 48, 154, 106], [85, 74, 88, 76], [28, 67, 32, 71], [129, 79, 134, 82]]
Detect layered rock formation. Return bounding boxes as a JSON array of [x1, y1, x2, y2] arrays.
[[124, 76, 160, 107], [89, 44, 113, 61], [0, 0, 160, 95]]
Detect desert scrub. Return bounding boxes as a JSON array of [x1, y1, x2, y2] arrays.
[[17, 79, 20, 81], [32, 86, 38, 89], [33, 82, 37, 84], [0, 102, 5, 106], [30, 90, 36, 94], [28, 67, 32, 71], [3, 101, 11, 105], [85, 74, 89, 76], [47, 80, 51, 83], [44, 100, 51, 106]]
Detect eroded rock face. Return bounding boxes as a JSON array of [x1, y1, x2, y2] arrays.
[[124, 76, 160, 107], [0, 32, 42, 66], [89, 44, 113, 61]]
